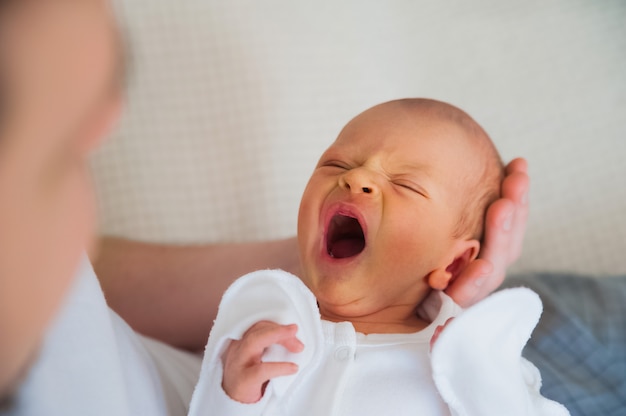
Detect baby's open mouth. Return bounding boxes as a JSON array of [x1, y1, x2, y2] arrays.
[[326, 214, 366, 259]]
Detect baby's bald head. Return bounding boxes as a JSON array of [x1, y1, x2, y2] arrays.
[[390, 98, 504, 241]]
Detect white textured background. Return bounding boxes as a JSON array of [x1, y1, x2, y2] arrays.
[[91, 0, 626, 276]]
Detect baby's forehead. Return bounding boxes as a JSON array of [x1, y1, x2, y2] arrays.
[[340, 102, 486, 150]]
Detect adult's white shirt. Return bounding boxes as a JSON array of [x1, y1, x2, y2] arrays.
[[3, 256, 201, 416]]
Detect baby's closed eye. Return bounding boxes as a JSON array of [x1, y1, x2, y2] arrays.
[[391, 180, 429, 198]]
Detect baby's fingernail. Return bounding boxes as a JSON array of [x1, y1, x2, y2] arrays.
[[521, 192, 528, 205]]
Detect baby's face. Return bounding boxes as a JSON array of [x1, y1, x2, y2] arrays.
[[297, 101, 484, 323]]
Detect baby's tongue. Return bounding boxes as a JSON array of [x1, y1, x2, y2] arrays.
[[329, 238, 365, 259]]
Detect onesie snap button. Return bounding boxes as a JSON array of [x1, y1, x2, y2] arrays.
[[334, 346, 352, 361]]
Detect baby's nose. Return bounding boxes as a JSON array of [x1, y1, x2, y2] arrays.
[[339, 168, 379, 195]]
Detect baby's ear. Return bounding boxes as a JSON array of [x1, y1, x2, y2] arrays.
[[428, 240, 480, 290]]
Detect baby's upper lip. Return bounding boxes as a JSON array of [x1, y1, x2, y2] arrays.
[[324, 203, 367, 259]]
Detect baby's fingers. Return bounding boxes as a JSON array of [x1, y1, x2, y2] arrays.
[[248, 361, 300, 385], [238, 322, 303, 357], [430, 318, 454, 351], [278, 325, 305, 353], [221, 321, 304, 403], [224, 361, 299, 403], [224, 321, 302, 373]]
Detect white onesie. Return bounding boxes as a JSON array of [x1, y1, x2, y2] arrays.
[[188, 269, 569, 416]]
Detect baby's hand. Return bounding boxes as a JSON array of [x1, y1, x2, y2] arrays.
[[221, 321, 304, 403], [430, 318, 454, 351]]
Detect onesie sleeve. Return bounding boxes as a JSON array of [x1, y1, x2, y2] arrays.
[[430, 288, 570, 416], [187, 269, 324, 416]]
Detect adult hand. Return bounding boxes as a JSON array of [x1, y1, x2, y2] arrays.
[[445, 158, 529, 308]]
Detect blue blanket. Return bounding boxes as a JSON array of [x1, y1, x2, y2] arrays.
[[501, 273, 626, 416]]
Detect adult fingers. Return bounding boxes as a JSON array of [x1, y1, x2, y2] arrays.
[[445, 258, 494, 308], [501, 160, 529, 264]]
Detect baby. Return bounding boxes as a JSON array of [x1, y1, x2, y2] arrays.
[[188, 99, 569, 415]]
